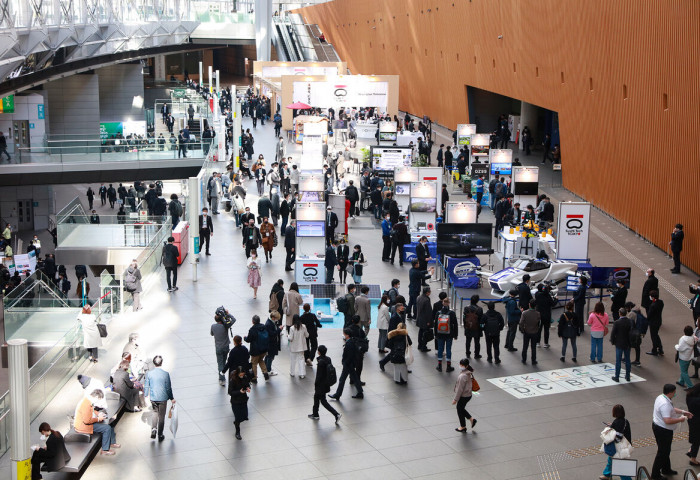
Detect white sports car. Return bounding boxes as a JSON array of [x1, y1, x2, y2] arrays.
[[479, 258, 579, 297]]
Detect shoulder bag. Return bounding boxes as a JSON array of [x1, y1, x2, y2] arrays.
[[594, 314, 609, 336], [471, 373, 480, 392], [97, 323, 108, 338], [405, 337, 414, 366]]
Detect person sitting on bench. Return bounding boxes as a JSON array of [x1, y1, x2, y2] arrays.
[[30, 422, 70, 479], [74, 389, 120, 456]]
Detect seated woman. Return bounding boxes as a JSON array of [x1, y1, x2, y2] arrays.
[[112, 360, 142, 412], [74, 389, 120, 456], [30, 422, 71, 479]]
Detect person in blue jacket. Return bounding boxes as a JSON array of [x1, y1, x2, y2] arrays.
[[381, 214, 392, 262]]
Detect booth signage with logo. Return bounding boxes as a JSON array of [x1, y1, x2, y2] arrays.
[[556, 202, 591, 261], [295, 259, 323, 284], [293, 77, 389, 109]]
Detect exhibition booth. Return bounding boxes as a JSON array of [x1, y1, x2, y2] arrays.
[[511, 166, 539, 210], [456, 124, 477, 146], [294, 115, 328, 145], [294, 201, 327, 284]]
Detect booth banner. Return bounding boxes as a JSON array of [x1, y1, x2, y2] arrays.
[[556, 202, 591, 261], [100, 122, 123, 140], [293, 78, 388, 109], [263, 66, 337, 77], [403, 242, 438, 264], [445, 256, 481, 289], [457, 124, 476, 146], [295, 259, 323, 284], [13, 253, 37, 274], [372, 147, 412, 171]]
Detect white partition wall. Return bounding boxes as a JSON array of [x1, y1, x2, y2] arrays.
[[456, 124, 476, 146], [489, 149, 513, 178], [393, 166, 419, 213], [409, 181, 438, 235], [469, 134, 491, 163], [445, 202, 479, 224], [418, 167, 443, 216], [511, 166, 539, 210], [295, 202, 326, 258]]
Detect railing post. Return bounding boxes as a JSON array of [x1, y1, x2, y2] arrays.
[[8, 339, 31, 480]]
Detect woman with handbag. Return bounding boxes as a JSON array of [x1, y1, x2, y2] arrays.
[[282, 282, 303, 334], [453, 358, 477, 433], [675, 325, 698, 389], [587, 302, 609, 363], [78, 305, 101, 363], [259, 216, 276, 263], [386, 322, 412, 384], [600, 404, 632, 480], [350, 244, 365, 284], [558, 301, 579, 363], [336, 239, 350, 284]]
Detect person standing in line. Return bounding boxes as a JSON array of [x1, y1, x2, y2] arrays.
[[308, 345, 341, 423], [651, 384, 692, 479], [301, 304, 322, 366], [143, 355, 176, 442], [325, 205, 339, 246], [504, 289, 521, 352], [244, 315, 270, 383], [647, 290, 665, 356], [610, 307, 632, 382], [377, 295, 391, 354], [482, 302, 505, 364], [675, 326, 697, 389], [641, 269, 658, 314], [162, 236, 179, 292], [381, 214, 392, 262], [463, 295, 483, 359], [229, 366, 251, 440], [573, 276, 588, 333], [670, 223, 684, 274], [626, 302, 645, 367], [386, 322, 411, 385], [519, 299, 540, 365], [557, 301, 578, 363], [587, 302, 609, 363], [328, 328, 364, 400], [289, 314, 309, 378], [124, 260, 142, 312], [86, 186, 95, 210], [610, 279, 628, 321], [415, 287, 433, 352], [600, 404, 632, 480], [685, 384, 700, 466], [435, 297, 459, 372], [453, 358, 477, 433], [535, 284, 556, 348], [211, 312, 231, 387], [284, 220, 295, 271], [199, 207, 213, 256]]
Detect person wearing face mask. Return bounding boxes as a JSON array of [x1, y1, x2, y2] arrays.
[[240, 207, 255, 228], [381, 214, 392, 262], [337, 238, 350, 283], [641, 269, 659, 314], [30, 422, 71, 479], [124, 259, 143, 312], [377, 295, 391, 353], [646, 290, 665, 356], [434, 298, 459, 372], [74, 389, 120, 455], [242, 219, 262, 259], [453, 358, 477, 433], [416, 236, 432, 278], [350, 245, 365, 284], [259, 216, 276, 263], [379, 302, 407, 372]]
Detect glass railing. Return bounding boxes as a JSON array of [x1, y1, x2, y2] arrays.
[[192, 0, 254, 23], [2, 270, 69, 310], [55, 196, 88, 225], [58, 219, 167, 249]]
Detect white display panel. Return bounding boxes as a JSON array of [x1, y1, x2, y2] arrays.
[[511, 166, 539, 209], [263, 66, 338, 77], [470, 133, 491, 158], [379, 121, 398, 142], [296, 202, 326, 221], [295, 258, 324, 284], [394, 166, 419, 183], [372, 147, 413, 171], [446, 202, 478, 224], [298, 174, 325, 193], [293, 77, 388, 109], [457, 124, 476, 146], [489, 149, 513, 176], [556, 202, 592, 262]]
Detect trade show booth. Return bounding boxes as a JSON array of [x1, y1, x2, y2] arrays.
[[294, 116, 328, 145], [511, 166, 539, 211], [456, 124, 477, 146], [393, 166, 419, 213], [409, 181, 438, 235], [295, 201, 327, 284], [489, 149, 513, 177], [379, 121, 398, 143], [445, 202, 479, 224], [469, 134, 491, 163], [372, 146, 413, 177]]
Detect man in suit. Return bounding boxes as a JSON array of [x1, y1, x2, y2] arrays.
[[573, 276, 588, 333], [284, 220, 296, 271], [355, 286, 372, 335], [610, 280, 628, 320], [506, 201, 522, 225], [242, 218, 262, 259], [517, 274, 533, 310], [161, 103, 169, 124], [162, 237, 180, 292], [416, 236, 432, 285], [199, 208, 213, 256], [408, 259, 432, 318], [641, 268, 659, 314], [325, 206, 338, 246], [325, 239, 338, 283], [670, 224, 684, 274], [240, 206, 255, 230]]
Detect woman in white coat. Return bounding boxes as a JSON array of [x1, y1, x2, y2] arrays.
[[78, 305, 101, 363], [288, 314, 309, 378], [377, 295, 391, 353]]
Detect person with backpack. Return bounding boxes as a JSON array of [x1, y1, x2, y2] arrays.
[[463, 295, 483, 359], [625, 302, 646, 367], [244, 315, 270, 383], [504, 289, 521, 352], [611, 307, 633, 383], [168, 194, 183, 228], [309, 345, 341, 423], [301, 304, 323, 365], [328, 328, 364, 400], [482, 302, 505, 363], [557, 301, 579, 363], [124, 260, 142, 312], [211, 310, 232, 386], [435, 297, 459, 372], [338, 284, 356, 328]]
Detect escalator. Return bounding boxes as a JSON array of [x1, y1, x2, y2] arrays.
[[272, 14, 343, 63]]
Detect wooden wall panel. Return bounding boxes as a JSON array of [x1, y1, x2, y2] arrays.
[[298, 0, 700, 274]]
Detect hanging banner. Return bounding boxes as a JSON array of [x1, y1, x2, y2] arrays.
[[293, 77, 388, 109], [556, 202, 591, 261], [263, 66, 338, 77]]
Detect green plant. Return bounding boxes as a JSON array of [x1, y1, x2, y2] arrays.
[[414, 154, 429, 167], [360, 146, 370, 163]]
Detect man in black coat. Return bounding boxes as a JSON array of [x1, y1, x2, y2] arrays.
[[572, 276, 588, 333], [539, 197, 555, 224], [390, 216, 409, 266], [517, 275, 533, 310], [280, 194, 291, 235], [370, 185, 383, 220], [482, 301, 505, 363], [240, 207, 255, 229], [310, 345, 340, 422], [325, 206, 338, 246], [198, 208, 213, 256], [99, 184, 107, 206], [494, 196, 511, 238], [415, 287, 433, 352], [162, 236, 180, 292], [610, 280, 628, 320], [284, 220, 296, 271], [690, 281, 700, 323], [670, 224, 684, 273], [407, 260, 432, 318], [646, 290, 665, 356], [416, 236, 431, 274], [106, 184, 117, 208], [328, 329, 363, 400], [344, 180, 360, 217], [641, 269, 658, 313], [379, 303, 407, 371], [610, 308, 632, 382], [325, 239, 338, 283], [242, 218, 262, 258]]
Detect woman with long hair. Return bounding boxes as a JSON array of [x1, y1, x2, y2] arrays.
[[587, 302, 609, 363], [453, 358, 477, 433], [350, 244, 365, 284], [229, 366, 251, 440], [288, 314, 309, 378]]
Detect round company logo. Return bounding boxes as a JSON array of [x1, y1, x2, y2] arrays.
[[453, 261, 477, 277], [612, 268, 629, 281], [303, 267, 318, 277], [564, 214, 585, 236], [566, 219, 583, 229]]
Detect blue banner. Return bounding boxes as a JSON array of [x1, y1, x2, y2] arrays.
[[403, 242, 438, 264], [445, 256, 481, 288]]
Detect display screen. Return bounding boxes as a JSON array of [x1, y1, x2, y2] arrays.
[[471, 145, 490, 156], [410, 198, 437, 213], [371, 146, 413, 171], [589, 267, 632, 289], [297, 191, 323, 202], [513, 182, 538, 195], [395, 183, 410, 195], [436, 223, 493, 255], [490, 163, 512, 176], [379, 132, 398, 142], [333, 120, 347, 130], [296, 221, 326, 237]]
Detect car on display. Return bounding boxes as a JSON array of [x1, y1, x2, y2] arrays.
[[477, 257, 581, 298]]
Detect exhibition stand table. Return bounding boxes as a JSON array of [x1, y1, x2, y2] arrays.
[[498, 229, 556, 268]]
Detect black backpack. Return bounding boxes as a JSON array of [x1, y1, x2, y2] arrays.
[[326, 361, 337, 387], [356, 336, 369, 354]]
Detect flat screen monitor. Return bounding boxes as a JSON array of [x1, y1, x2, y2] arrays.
[[490, 163, 512, 176], [371, 146, 413, 171], [589, 267, 632, 289], [436, 223, 493, 255], [471, 145, 489, 156], [296, 221, 326, 237], [297, 191, 323, 202], [333, 120, 347, 130], [410, 198, 437, 213], [379, 132, 397, 142], [514, 182, 538, 196], [394, 183, 410, 195]]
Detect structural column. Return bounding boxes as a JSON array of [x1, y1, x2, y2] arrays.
[[8, 339, 30, 480], [518, 101, 538, 151], [255, 0, 273, 61]]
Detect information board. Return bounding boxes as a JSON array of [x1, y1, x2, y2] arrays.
[[371, 146, 413, 171]]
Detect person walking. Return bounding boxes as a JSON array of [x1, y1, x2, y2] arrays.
[[676, 326, 697, 389], [221, 335, 251, 377], [169, 194, 183, 227], [587, 302, 609, 363], [600, 404, 632, 480], [282, 282, 303, 333], [228, 367, 251, 440], [124, 260, 143, 311], [349, 245, 365, 284], [162, 236, 179, 292], [325, 239, 338, 283], [610, 307, 632, 382], [377, 295, 391, 353], [259, 216, 276, 263], [387, 322, 411, 384], [328, 328, 364, 400], [462, 295, 483, 359], [435, 297, 459, 372], [78, 305, 101, 363], [482, 302, 505, 363], [557, 301, 579, 363], [198, 208, 213, 256], [686, 384, 700, 467], [308, 345, 341, 423], [453, 358, 477, 433], [86, 187, 95, 210], [341, 284, 356, 328], [242, 218, 262, 258], [670, 224, 684, 274], [651, 384, 692, 479], [264, 311, 282, 375], [647, 290, 665, 356], [246, 250, 262, 299], [416, 287, 433, 352], [289, 314, 309, 378], [244, 315, 270, 383], [336, 238, 350, 284], [519, 299, 540, 365], [211, 312, 231, 386], [143, 355, 176, 442], [301, 304, 322, 365], [504, 289, 521, 352]]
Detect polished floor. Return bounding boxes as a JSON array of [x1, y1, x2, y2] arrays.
[[2, 113, 700, 480]]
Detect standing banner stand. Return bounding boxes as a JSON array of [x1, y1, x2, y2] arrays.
[[511, 166, 539, 211], [379, 121, 398, 145], [508, 115, 520, 143], [408, 181, 438, 242], [556, 202, 592, 262], [295, 201, 327, 284], [231, 95, 241, 169], [470, 163, 489, 202], [445, 202, 478, 224], [469, 134, 491, 206], [456, 124, 476, 147], [393, 166, 419, 213]]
